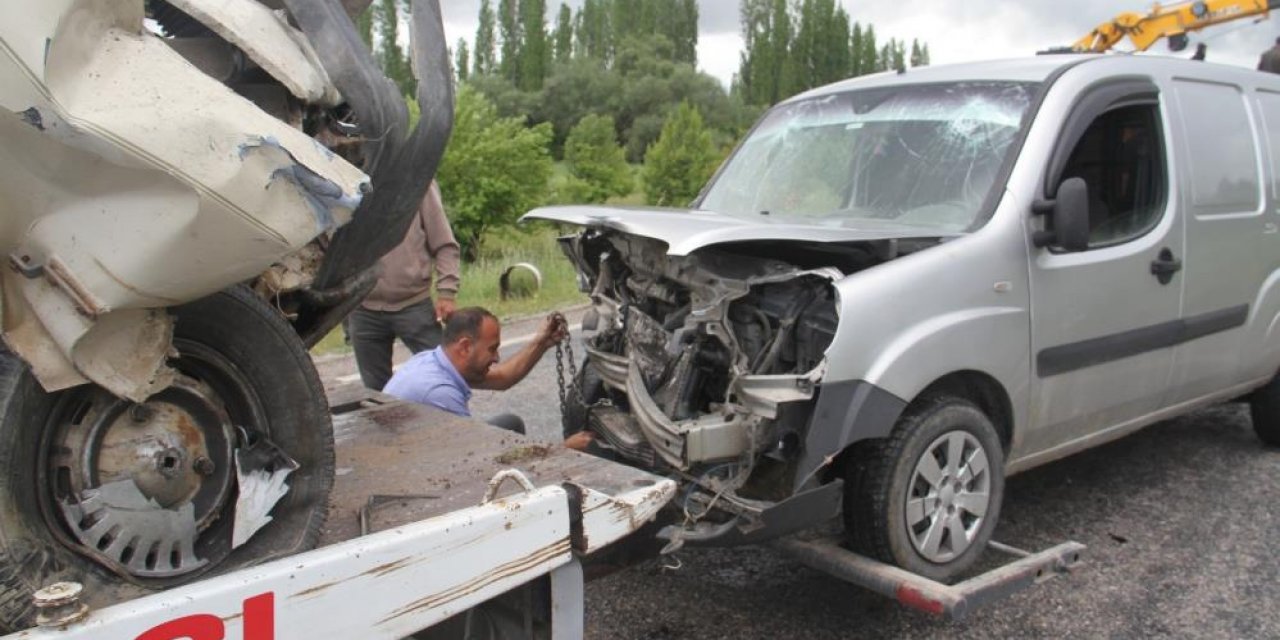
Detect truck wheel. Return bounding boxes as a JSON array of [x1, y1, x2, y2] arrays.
[[1249, 374, 1280, 446], [843, 396, 1004, 582], [0, 286, 333, 630]]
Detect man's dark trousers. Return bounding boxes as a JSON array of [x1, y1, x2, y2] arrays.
[[348, 298, 442, 390]]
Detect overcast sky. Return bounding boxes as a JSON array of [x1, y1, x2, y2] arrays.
[[435, 0, 1280, 85]]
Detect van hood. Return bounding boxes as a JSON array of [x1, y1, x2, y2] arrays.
[[522, 205, 960, 256]]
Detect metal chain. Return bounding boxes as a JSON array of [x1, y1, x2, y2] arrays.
[[552, 312, 585, 432], [554, 341, 569, 424]]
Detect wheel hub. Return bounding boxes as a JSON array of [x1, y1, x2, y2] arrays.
[[905, 430, 991, 564], [47, 375, 235, 578]]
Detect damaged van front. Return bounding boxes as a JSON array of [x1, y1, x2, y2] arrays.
[[527, 77, 1035, 562], [0, 0, 451, 628]]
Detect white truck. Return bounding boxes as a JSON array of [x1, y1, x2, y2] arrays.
[[0, 0, 674, 636]]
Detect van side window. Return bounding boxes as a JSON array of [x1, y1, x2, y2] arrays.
[[1058, 104, 1167, 247]]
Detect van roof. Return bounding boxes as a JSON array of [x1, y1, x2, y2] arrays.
[[786, 53, 1276, 104]]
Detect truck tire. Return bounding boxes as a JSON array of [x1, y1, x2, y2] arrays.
[[0, 286, 333, 631], [1249, 374, 1280, 446], [842, 396, 1004, 582]]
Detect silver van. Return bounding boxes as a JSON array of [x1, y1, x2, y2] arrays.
[[526, 54, 1280, 581]]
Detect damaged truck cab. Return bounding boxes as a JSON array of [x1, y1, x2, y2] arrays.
[[0, 0, 452, 629], [529, 54, 1280, 581]]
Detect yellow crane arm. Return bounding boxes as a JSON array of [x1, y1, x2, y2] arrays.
[[1074, 0, 1279, 52]]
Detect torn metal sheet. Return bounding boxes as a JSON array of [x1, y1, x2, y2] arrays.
[[232, 440, 299, 549], [169, 0, 341, 106], [3, 267, 176, 401]]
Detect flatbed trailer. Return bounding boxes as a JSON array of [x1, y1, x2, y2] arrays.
[[2, 384, 675, 639]]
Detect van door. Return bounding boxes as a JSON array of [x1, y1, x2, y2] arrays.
[[1166, 79, 1268, 401], [1024, 79, 1183, 456]]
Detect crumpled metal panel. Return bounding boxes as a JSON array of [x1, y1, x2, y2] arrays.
[[0, 0, 368, 396], [169, 0, 341, 106]]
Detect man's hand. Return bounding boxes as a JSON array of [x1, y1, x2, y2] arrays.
[[435, 298, 456, 324], [537, 312, 570, 349]]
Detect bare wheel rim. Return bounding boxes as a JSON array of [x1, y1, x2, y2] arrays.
[[904, 430, 991, 563], [38, 338, 267, 581]]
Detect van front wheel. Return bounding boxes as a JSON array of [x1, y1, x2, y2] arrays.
[[1249, 374, 1280, 446], [843, 396, 1005, 582]]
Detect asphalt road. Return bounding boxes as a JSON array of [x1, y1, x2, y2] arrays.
[[315, 315, 1280, 638]]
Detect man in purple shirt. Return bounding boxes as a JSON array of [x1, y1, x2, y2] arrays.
[[383, 307, 568, 434]]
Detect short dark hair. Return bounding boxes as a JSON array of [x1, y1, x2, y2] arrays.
[[443, 307, 497, 345]]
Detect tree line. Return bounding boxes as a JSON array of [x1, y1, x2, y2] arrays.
[[738, 0, 929, 105], [360, 0, 929, 258]]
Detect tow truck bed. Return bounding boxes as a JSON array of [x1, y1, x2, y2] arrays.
[[3, 384, 674, 639], [321, 384, 668, 545]]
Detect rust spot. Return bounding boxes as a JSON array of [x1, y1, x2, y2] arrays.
[[174, 413, 206, 451]]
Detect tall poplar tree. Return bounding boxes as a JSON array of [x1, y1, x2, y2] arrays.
[[554, 4, 573, 64], [375, 0, 413, 94], [861, 24, 878, 74], [850, 22, 863, 77], [518, 0, 549, 90], [676, 0, 699, 65], [498, 0, 521, 83], [455, 39, 470, 82], [474, 0, 497, 76]]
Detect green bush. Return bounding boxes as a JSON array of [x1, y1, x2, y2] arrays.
[[642, 101, 718, 206], [563, 114, 633, 203], [436, 85, 554, 261]]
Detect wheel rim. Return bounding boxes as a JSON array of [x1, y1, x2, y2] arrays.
[[40, 339, 263, 580], [904, 430, 991, 563]]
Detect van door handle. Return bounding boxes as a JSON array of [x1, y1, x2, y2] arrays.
[[1150, 248, 1181, 285]]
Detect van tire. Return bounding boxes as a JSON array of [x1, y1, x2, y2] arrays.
[[0, 286, 333, 631], [1249, 374, 1280, 446], [843, 396, 1004, 582]]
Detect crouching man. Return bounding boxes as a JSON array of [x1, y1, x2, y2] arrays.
[[384, 307, 585, 445]]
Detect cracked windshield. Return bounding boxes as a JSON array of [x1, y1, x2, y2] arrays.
[[700, 82, 1037, 232]]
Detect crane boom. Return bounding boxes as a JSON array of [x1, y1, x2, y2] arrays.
[[1074, 0, 1280, 52]]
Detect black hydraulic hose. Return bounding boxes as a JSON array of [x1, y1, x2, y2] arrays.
[[288, 0, 455, 292]]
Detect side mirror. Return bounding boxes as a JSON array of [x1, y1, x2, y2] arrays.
[[1032, 177, 1090, 252]]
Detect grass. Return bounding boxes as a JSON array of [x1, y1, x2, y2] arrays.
[[310, 223, 588, 356]]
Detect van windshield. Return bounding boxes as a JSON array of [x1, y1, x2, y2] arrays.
[[699, 81, 1037, 232]]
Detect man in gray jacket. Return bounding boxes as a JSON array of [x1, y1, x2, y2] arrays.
[[348, 180, 461, 390]]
